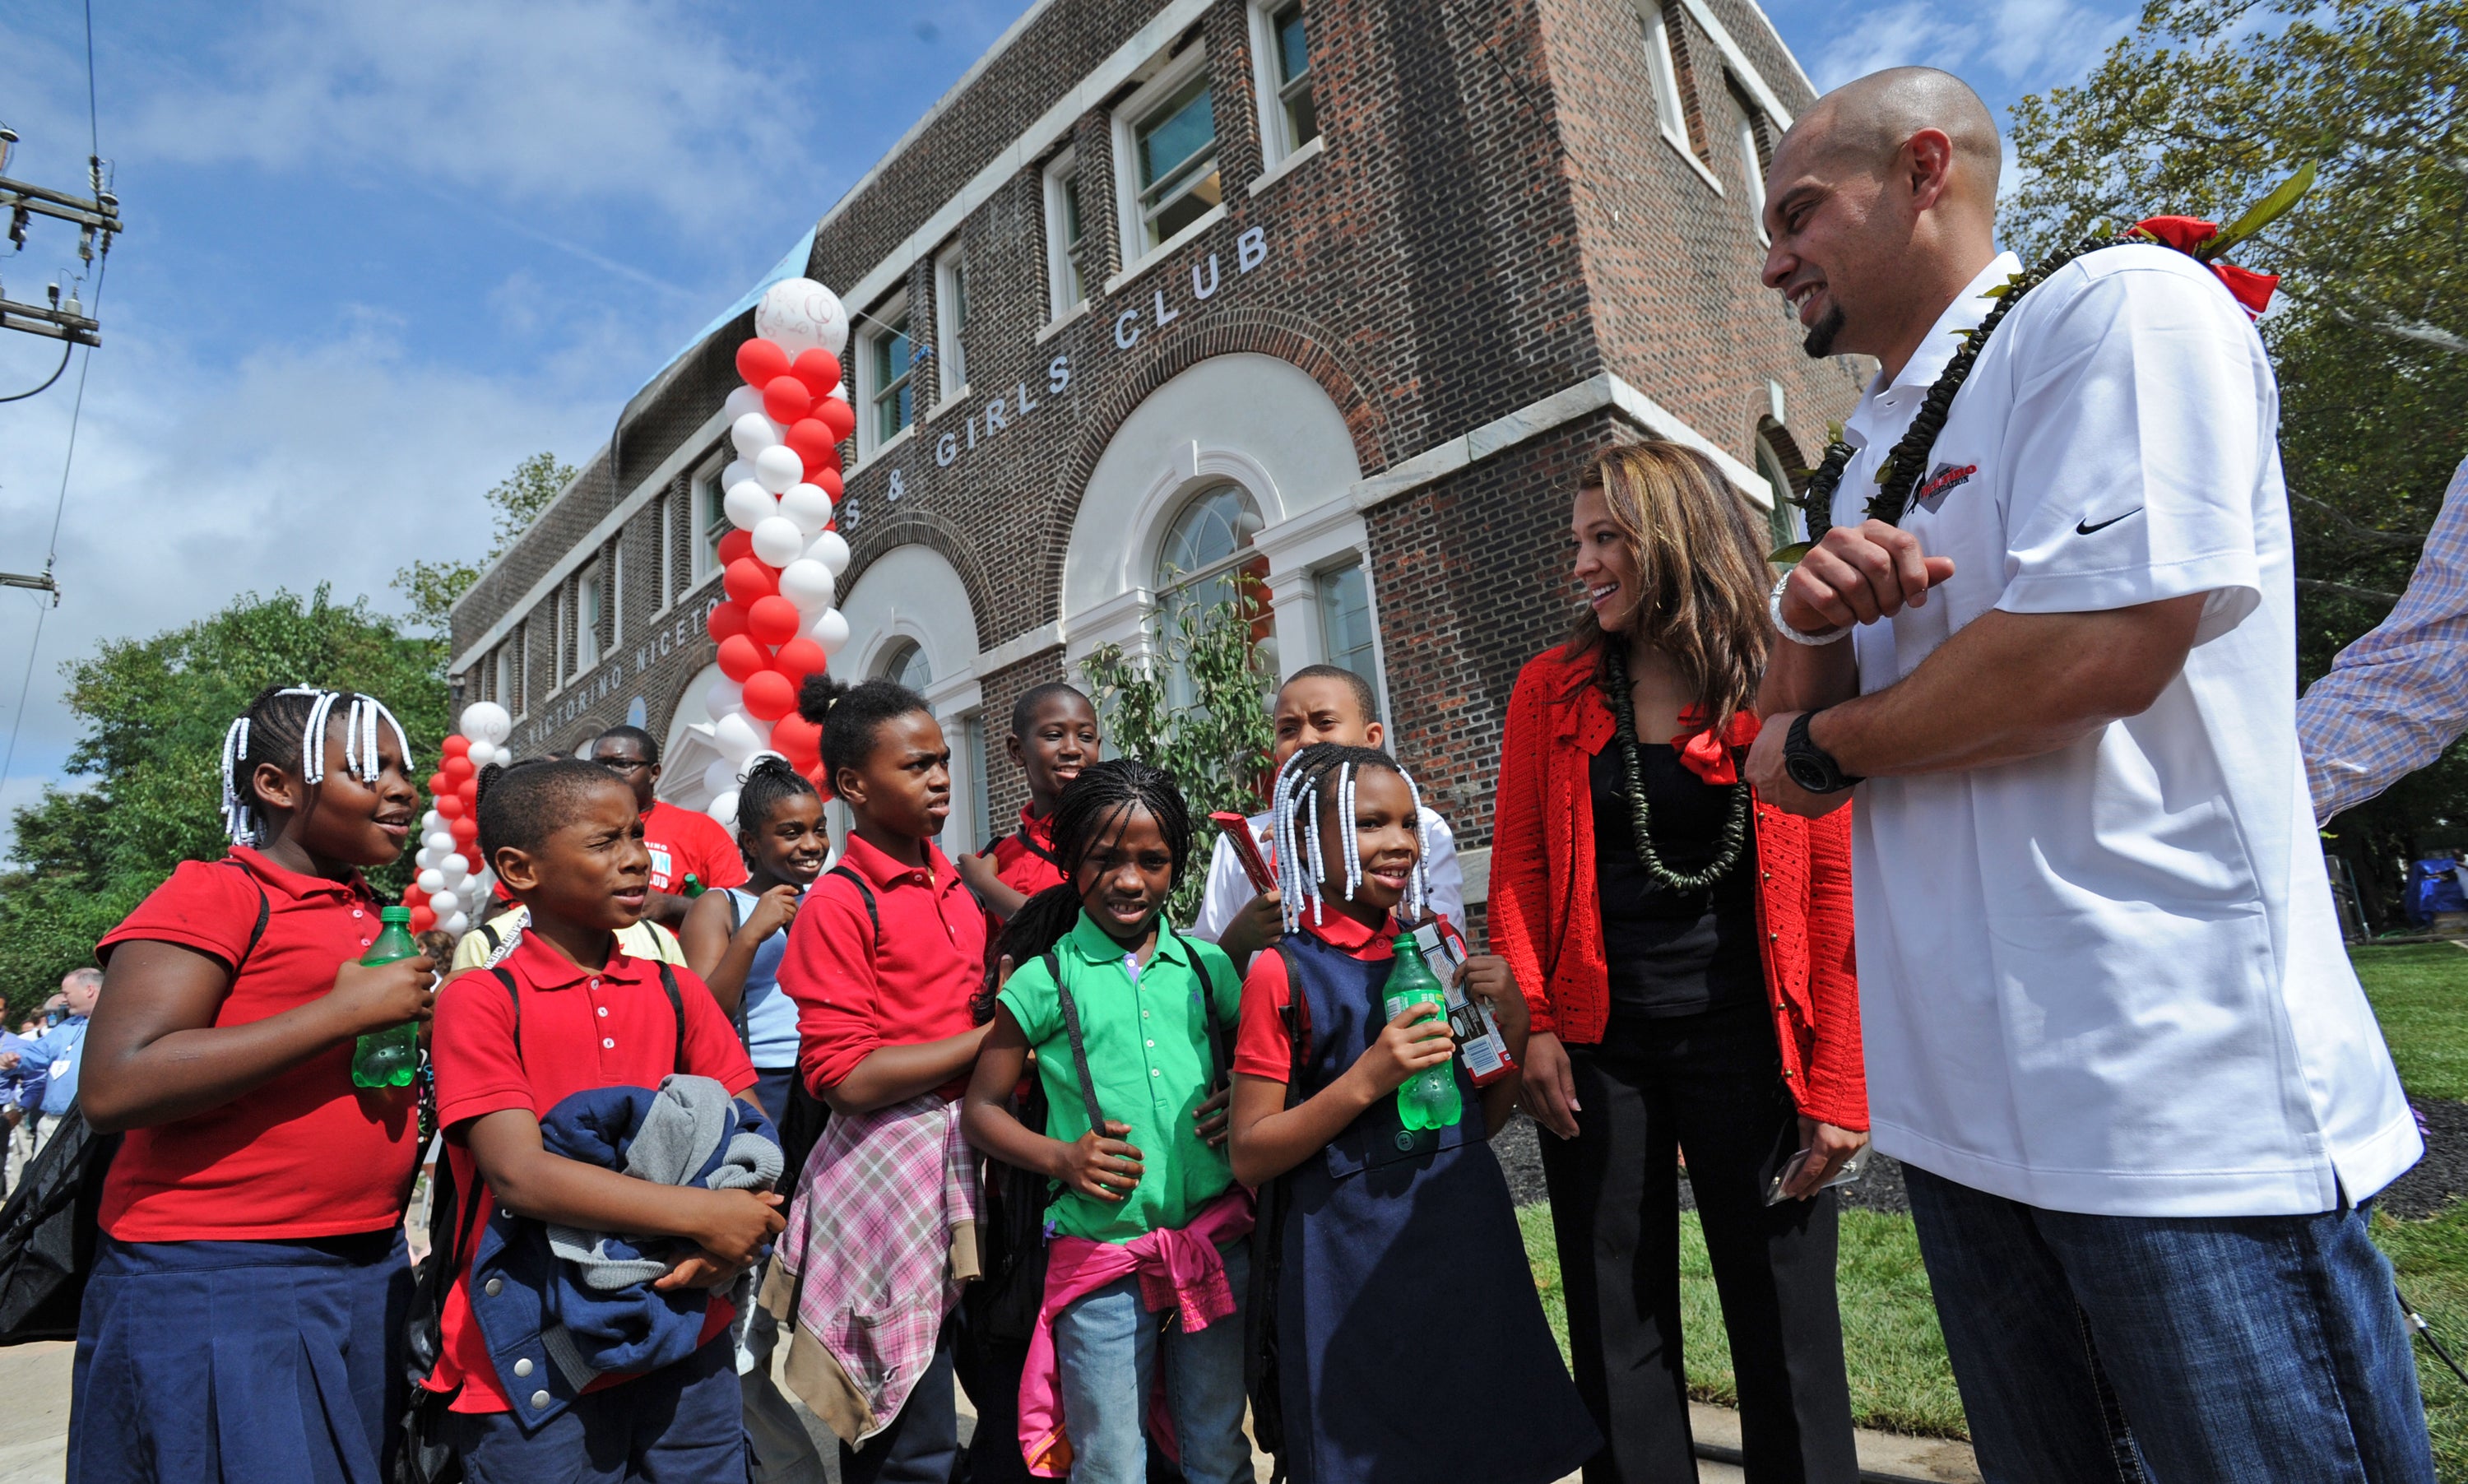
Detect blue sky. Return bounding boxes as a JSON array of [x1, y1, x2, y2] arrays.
[[0, 0, 2137, 841]]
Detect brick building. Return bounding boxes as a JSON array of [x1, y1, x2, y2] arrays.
[[447, 0, 1860, 930]]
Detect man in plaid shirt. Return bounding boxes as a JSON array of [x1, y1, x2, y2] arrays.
[[2298, 455, 2468, 821]]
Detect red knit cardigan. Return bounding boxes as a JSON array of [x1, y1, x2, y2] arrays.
[[1489, 645, 1867, 1131]]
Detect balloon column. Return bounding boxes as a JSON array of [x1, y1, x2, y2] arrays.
[[406, 701, 516, 939], [696, 277, 856, 828]]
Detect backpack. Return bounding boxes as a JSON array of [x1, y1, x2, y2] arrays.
[[0, 865, 271, 1346], [394, 960, 689, 1484], [1244, 942, 1313, 1482]]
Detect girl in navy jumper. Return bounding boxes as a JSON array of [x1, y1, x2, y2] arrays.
[[77, 685, 435, 1484], [1227, 744, 1598, 1484]]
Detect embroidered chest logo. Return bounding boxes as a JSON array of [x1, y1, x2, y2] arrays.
[[1915, 462, 1979, 513]]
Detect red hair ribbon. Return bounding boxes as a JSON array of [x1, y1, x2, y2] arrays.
[[2130, 216, 2280, 318], [1672, 708, 1761, 786]]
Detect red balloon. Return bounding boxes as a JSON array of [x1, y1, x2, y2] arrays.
[[791, 349, 842, 399], [723, 557, 778, 605], [426, 771, 451, 797], [809, 466, 844, 500], [707, 601, 749, 644], [440, 735, 471, 758], [785, 419, 837, 470], [771, 712, 821, 763], [717, 529, 754, 567], [763, 374, 813, 424], [772, 636, 828, 679], [456, 777, 478, 805], [435, 793, 466, 820], [717, 634, 771, 684], [409, 906, 436, 934], [442, 754, 475, 783], [801, 443, 843, 484], [735, 337, 791, 389], [814, 395, 856, 445], [747, 596, 802, 647], [450, 815, 479, 843], [741, 670, 797, 721]]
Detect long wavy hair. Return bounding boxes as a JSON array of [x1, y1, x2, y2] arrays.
[[1566, 441, 1775, 734]]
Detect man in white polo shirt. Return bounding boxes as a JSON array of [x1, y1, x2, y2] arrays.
[[1745, 67, 2433, 1481]]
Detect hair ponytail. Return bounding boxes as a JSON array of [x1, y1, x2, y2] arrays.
[[799, 672, 930, 784]]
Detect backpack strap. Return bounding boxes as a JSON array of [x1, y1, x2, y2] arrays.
[[1043, 949, 1107, 1134], [215, 859, 273, 976], [656, 961, 689, 1075], [1012, 825, 1060, 870], [1185, 937, 1232, 1092], [826, 865, 881, 944], [489, 967, 522, 1060], [1273, 942, 1311, 1111], [478, 918, 503, 953]]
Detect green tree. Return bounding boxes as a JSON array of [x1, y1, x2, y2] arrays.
[[392, 452, 577, 633], [1080, 579, 1277, 925], [0, 587, 448, 1017], [2007, 0, 2468, 922]]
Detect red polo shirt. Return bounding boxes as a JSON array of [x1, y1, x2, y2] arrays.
[[93, 847, 422, 1241], [427, 931, 757, 1412], [1234, 910, 1467, 1081], [777, 834, 987, 1099], [982, 805, 1067, 969], [642, 799, 748, 896]]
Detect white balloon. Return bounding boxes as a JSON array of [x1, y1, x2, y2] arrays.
[[778, 482, 833, 534], [826, 382, 849, 402], [416, 867, 446, 895], [703, 758, 738, 797], [712, 712, 767, 765], [441, 911, 471, 938], [755, 277, 850, 359], [777, 559, 836, 614], [424, 830, 456, 856], [707, 789, 741, 831], [806, 529, 851, 577], [722, 384, 766, 424], [461, 740, 489, 771], [704, 677, 745, 721], [751, 516, 805, 567], [458, 702, 513, 744], [754, 443, 802, 494], [724, 480, 777, 532], [422, 809, 446, 832], [813, 607, 852, 656], [439, 854, 471, 884], [722, 457, 757, 492], [429, 889, 463, 916], [731, 412, 781, 458]]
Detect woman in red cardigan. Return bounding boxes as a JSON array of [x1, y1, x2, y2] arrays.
[[1492, 443, 1866, 1484]]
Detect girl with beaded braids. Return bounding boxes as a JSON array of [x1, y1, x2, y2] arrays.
[[75, 684, 436, 1484], [1490, 441, 1866, 1482], [1224, 741, 1596, 1484]]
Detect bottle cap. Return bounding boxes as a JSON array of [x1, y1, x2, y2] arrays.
[[380, 905, 411, 924]]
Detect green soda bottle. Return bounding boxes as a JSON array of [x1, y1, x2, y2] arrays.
[[350, 906, 422, 1090], [680, 873, 705, 897], [1380, 928, 1462, 1131]]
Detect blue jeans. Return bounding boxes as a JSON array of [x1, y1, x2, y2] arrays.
[[1904, 1164, 2436, 1483], [1052, 1240, 1252, 1484]]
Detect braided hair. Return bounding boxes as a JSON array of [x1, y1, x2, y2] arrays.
[[219, 684, 413, 845], [798, 674, 930, 785], [734, 754, 819, 848], [980, 758, 1195, 1020], [1268, 742, 1431, 932]]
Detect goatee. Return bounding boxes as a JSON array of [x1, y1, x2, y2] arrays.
[[1802, 304, 1845, 359]]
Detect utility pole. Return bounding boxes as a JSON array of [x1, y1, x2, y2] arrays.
[[0, 125, 119, 348]]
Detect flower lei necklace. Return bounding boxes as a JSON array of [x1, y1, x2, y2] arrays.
[[1599, 642, 1750, 893]]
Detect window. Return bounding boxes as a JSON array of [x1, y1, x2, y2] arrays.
[[695, 467, 729, 582], [935, 248, 970, 401], [1640, 6, 1689, 151], [1260, 2, 1319, 164], [878, 639, 933, 694], [1756, 433, 1800, 550], [1736, 106, 1768, 240], [575, 564, 602, 675], [861, 299, 915, 452], [1154, 483, 1267, 711], [1316, 561, 1380, 712], [549, 596, 566, 689], [657, 491, 674, 611], [1126, 63, 1222, 254], [1044, 151, 1087, 319], [610, 545, 624, 646], [493, 645, 511, 709]]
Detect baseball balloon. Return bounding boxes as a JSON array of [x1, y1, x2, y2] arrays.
[[459, 702, 513, 744], [755, 278, 850, 359]]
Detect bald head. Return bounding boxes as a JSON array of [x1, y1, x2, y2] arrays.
[[1784, 67, 2000, 206]]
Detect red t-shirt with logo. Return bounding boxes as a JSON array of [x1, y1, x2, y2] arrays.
[[93, 848, 424, 1241], [641, 799, 748, 896]]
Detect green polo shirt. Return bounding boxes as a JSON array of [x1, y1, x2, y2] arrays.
[[995, 911, 1242, 1244]]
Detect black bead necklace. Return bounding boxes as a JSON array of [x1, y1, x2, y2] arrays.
[[1600, 643, 1750, 893]]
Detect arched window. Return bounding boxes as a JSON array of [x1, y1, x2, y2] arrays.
[[1154, 484, 1269, 709], [878, 638, 933, 696], [1756, 431, 1802, 550]]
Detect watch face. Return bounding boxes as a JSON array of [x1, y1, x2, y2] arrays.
[[1786, 752, 1835, 793]]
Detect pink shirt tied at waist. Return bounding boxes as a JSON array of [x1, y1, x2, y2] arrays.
[[763, 1094, 982, 1447], [1019, 1188, 1256, 1477]]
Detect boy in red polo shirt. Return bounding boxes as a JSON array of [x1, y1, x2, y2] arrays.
[[774, 676, 991, 1484], [588, 726, 748, 928], [957, 682, 1100, 934], [427, 758, 782, 1482]]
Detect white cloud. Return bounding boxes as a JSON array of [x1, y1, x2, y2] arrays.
[[1807, 0, 2130, 93]]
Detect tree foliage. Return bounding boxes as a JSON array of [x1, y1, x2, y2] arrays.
[[1080, 579, 1277, 925], [0, 588, 448, 1017], [391, 452, 577, 634], [2008, 0, 2468, 920]]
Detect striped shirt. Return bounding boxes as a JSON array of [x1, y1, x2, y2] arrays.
[[2297, 456, 2468, 821]]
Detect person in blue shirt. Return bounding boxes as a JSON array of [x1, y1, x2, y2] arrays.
[[7, 968, 100, 1166]]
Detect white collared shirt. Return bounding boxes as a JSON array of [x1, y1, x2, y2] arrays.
[[1835, 249, 2419, 1217], [1189, 807, 1462, 944]]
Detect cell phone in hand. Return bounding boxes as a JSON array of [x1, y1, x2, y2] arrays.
[[1763, 1147, 1866, 1207]]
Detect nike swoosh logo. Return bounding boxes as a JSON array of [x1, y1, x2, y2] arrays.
[[2076, 508, 2142, 536]]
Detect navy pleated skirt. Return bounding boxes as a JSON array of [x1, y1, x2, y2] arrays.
[[68, 1227, 411, 1484]]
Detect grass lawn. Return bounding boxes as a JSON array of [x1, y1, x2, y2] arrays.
[[2354, 943, 2468, 1101], [2376, 1200, 2468, 1480]]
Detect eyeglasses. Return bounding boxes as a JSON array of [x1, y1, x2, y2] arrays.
[[596, 758, 653, 774]]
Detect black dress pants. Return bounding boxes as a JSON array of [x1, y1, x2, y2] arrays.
[[1537, 1000, 1860, 1484]]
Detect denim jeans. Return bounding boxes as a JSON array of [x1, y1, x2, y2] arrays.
[[1904, 1164, 2436, 1483], [1052, 1239, 1253, 1484]]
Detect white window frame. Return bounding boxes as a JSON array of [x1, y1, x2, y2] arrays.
[[656, 490, 675, 613], [1639, 5, 1691, 154], [548, 593, 566, 692], [610, 545, 625, 647], [933, 248, 969, 404], [1736, 105, 1769, 242], [1250, 0, 1318, 169], [1312, 557, 1382, 713], [575, 563, 603, 675], [493, 645, 511, 710], [856, 291, 916, 461], [1042, 150, 1088, 323], [1111, 47, 1222, 273], [691, 460, 729, 585]]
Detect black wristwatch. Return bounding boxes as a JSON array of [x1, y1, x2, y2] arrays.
[[1784, 711, 1863, 795]]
